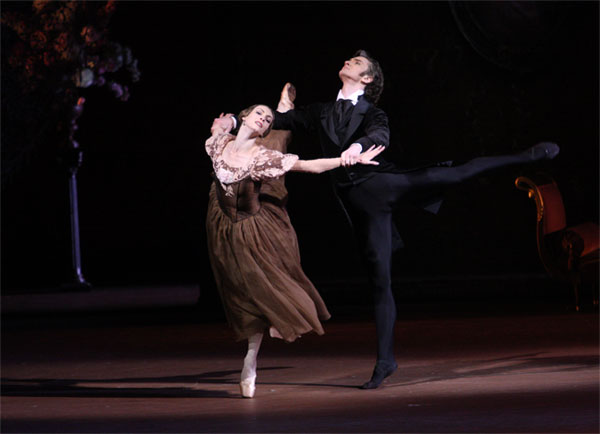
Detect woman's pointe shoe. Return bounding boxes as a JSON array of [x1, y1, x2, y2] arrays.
[[239, 376, 256, 398], [269, 326, 283, 339]]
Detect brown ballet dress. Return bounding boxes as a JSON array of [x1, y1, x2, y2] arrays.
[[205, 133, 331, 342]]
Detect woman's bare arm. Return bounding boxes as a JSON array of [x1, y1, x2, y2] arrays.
[[291, 145, 385, 174]]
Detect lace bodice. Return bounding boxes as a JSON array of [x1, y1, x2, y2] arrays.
[[206, 133, 299, 196]]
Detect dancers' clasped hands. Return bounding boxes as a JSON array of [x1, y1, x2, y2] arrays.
[[211, 113, 235, 135], [351, 144, 385, 166]]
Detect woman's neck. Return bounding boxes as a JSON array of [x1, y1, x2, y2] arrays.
[[231, 125, 258, 153]]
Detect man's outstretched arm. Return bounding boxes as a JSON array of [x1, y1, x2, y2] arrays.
[[273, 82, 320, 133]]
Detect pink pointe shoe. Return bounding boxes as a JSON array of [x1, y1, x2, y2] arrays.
[[269, 326, 284, 339], [239, 375, 256, 398]]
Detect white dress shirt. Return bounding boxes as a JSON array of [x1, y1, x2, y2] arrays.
[[336, 89, 364, 106], [336, 89, 364, 152]]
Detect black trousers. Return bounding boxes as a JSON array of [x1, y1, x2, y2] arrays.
[[337, 153, 533, 364]]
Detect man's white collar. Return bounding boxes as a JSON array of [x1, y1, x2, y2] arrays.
[[336, 89, 364, 105]]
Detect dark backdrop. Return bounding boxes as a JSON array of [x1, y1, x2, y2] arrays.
[[2, 1, 598, 295]]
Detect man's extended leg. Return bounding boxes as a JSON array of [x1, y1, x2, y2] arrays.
[[406, 142, 560, 190]]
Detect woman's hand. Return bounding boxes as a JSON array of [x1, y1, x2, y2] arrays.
[[356, 145, 385, 165]]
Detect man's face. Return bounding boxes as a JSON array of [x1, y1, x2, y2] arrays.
[[339, 56, 373, 85]]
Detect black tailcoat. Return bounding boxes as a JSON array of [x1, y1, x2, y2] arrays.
[[274, 96, 396, 186]]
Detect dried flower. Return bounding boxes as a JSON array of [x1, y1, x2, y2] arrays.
[[53, 32, 68, 53], [10, 19, 28, 38], [81, 26, 101, 46], [54, 3, 74, 24], [109, 81, 123, 98], [33, 0, 50, 14], [75, 68, 95, 88], [24, 57, 36, 77], [30, 30, 47, 49], [105, 0, 117, 14], [121, 85, 130, 102], [43, 51, 56, 66], [3, 1, 140, 103]]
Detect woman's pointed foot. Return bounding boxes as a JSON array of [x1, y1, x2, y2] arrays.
[[360, 360, 398, 389], [240, 375, 256, 398], [269, 326, 283, 339], [524, 142, 560, 161]]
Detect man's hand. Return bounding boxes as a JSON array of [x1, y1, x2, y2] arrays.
[[211, 113, 235, 135], [340, 143, 363, 167], [277, 82, 296, 113], [356, 145, 385, 165]]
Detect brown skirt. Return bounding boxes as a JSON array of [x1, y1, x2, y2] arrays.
[[206, 183, 331, 342]]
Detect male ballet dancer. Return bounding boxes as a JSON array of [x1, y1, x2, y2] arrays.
[[218, 49, 559, 389]]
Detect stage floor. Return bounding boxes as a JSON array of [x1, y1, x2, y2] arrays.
[[2, 287, 599, 433]]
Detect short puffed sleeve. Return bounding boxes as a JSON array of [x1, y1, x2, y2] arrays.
[[251, 148, 299, 180], [205, 133, 234, 159]]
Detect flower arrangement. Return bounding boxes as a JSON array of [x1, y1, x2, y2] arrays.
[[2, 0, 140, 100], [1, 0, 140, 183]]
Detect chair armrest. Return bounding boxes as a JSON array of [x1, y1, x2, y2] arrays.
[[562, 222, 600, 258], [515, 175, 566, 234]]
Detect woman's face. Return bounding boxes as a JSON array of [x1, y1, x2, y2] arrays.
[[243, 105, 273, 136]]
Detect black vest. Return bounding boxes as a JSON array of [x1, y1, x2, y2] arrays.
[[333, 99, 354, 141]]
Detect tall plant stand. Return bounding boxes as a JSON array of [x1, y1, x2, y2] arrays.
[[62, 97, 91, 290]]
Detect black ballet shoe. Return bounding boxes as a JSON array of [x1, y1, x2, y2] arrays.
[[524, 142, 560, 161], [360, 360, 398, 389]]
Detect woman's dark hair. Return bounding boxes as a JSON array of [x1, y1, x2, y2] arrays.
[[354, 49, 384, 105], [238, 104, 275, 137]]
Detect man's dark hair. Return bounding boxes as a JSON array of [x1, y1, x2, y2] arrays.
[[354, 49, 384, 105]]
